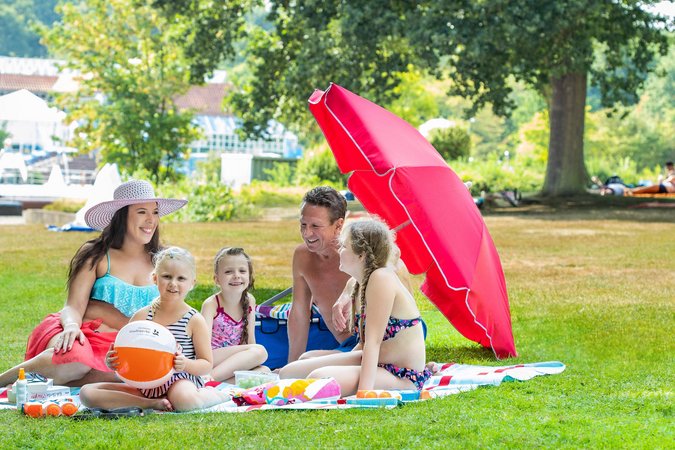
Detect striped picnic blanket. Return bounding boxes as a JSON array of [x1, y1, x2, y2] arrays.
[[200, 360, 566, 413], [0, 361, 565, 413]]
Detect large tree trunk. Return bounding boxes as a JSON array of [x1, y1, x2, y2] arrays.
[[542, 72, 588, 196]]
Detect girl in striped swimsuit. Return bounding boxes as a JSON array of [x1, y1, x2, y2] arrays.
[[79, 247, 230, 412]]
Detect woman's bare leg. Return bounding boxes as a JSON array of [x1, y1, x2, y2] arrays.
[[627, 185, 662, 195], [67, 369, 119, 387], [0, 349, 90, 387], [308, 365, 361, 397]]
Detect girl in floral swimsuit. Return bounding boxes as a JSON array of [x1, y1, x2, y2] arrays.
[[279, 218, 431, 395], [200, 247, 268, 383]]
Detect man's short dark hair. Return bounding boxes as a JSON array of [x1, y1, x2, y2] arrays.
[[666, 161, 674, 168], [303, 186, 347, 223]]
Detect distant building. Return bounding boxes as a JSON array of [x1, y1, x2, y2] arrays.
[[0, 56, 302, 182], [173, 80, 302, 177]]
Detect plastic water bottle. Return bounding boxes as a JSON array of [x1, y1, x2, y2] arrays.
[[14, 368, 28, 411]]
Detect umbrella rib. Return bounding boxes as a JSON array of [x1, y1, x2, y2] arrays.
[[385, 171, 499, 358], [462, 289, 499, 359]]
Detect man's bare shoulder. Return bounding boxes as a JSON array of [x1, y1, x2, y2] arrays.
[[293, 243, 312, 258], [293, 243, 320, 269]]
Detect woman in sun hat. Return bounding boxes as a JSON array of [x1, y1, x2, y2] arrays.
[[0, 180, 187, 388]]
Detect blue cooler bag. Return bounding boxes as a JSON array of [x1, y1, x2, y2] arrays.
[[255, 288, 339, 369]]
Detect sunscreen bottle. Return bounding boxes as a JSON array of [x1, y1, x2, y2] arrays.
[[14, 368, 28, 411]]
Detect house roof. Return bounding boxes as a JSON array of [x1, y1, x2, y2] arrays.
[[0, 73, 58, 94], [174, 83, 231, 116], [1, 58, 233, 117]]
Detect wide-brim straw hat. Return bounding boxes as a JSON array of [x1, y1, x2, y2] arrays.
[[84, 179, 187, 230]]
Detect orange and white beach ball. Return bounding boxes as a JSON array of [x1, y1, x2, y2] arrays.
[[114, 321, 176, 389]]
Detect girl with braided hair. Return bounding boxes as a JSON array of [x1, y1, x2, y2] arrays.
[[279, 218, 430, 396], [200, 247, 268, 383]]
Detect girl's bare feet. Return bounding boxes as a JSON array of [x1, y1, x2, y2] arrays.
[[204, 386, 232, 404], [426, 361, 440, 375], [149, 398, 173, 411]]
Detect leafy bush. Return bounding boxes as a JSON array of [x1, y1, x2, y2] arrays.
[[450, 153, 545, 196], [43, 198, 85, 213], [157, 179, 256, 222], [429, 126, 472, 161], [294, 144, 347, 187], [263, 162, 295, 187]]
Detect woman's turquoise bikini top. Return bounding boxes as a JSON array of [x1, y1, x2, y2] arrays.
[[90, 252, 159, 317]]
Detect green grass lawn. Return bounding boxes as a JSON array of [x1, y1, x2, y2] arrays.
[[0, 206, 673, 449]]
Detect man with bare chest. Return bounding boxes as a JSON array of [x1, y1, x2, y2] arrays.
[[287, 187, 354, 362]]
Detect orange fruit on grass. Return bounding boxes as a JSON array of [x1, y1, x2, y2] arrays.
[[378, 391, 392, 398]]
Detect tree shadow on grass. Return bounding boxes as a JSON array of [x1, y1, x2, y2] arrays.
[[484, 194, 675, 223]]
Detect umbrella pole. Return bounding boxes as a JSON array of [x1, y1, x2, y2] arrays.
[[392, 220, 411, 232]]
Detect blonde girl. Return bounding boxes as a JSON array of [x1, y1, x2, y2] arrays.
[[279, 219, 431, 396], [79, 247, 229, 412], [201, 247, 268, 383]]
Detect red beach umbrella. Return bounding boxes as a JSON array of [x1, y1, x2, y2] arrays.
[[308, 83, 517, 358]]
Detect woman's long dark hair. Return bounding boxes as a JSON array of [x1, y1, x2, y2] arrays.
[[67, 206, 161, 291]]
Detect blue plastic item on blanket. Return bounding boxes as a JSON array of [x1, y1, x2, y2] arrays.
[[254, 288, 340, 369], [255, 308, 338, 369]]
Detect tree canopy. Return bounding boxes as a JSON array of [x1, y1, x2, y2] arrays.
[[226, 0, 416, 140], [147, 0, 253, 83], [227, 0, 672, 195], [0, 0, 59, 57], [43, 0, 206, 181]]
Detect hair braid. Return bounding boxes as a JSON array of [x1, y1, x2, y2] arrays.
[[344, 219, 393, 343], [350, 281, 359, 336], [357, 246, 378, 342], [150, 296, 162, 314], [240, 291, 250, 345]]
